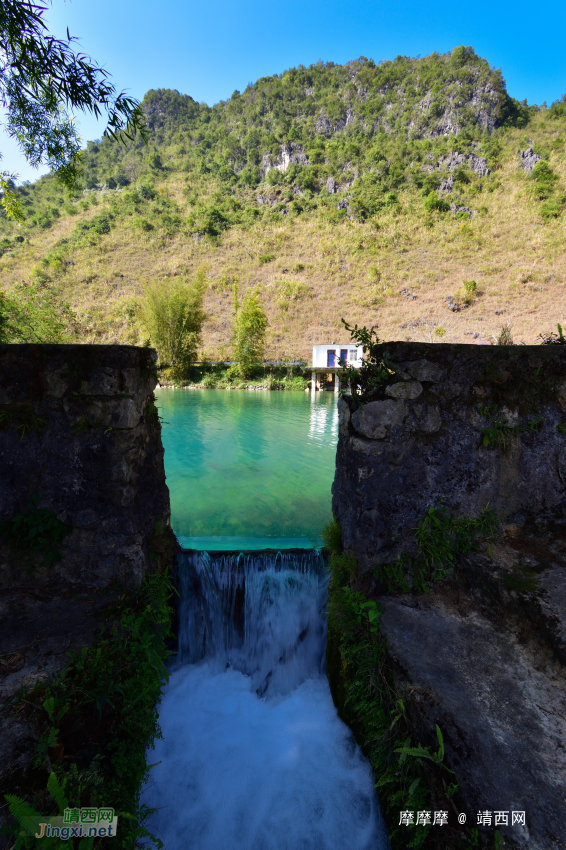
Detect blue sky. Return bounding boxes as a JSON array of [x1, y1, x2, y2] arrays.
[[2, 0, 565, 182]]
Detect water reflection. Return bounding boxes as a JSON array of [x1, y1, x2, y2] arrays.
[[309, 394, 338, 444]]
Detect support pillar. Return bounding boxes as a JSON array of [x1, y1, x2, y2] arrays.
[[334, 372, 340, 394], [311, 371, 317, 392]]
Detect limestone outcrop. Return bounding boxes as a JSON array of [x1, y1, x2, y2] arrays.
[[520, 147, 542, 173]]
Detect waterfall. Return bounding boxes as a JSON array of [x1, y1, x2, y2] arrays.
[[142, 549, 389, 850], [176, 549, 328, 696]]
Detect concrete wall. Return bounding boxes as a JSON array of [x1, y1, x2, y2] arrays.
[[0, 344, 171, 589]]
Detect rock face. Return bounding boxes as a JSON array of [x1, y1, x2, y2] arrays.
[[332, 341, 566, 849], [450, 202, 474, 217], [260, 143, 308, 177], [520, 147, 542, 173], [380, 550, 566, 850], [0, 344, 171, 589], [437, 150, 490, 177]]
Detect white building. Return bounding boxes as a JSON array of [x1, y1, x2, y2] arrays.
[[311, 343, 364, 392], [312, 343, 364, 369]]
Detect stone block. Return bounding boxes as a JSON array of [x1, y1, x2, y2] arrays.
[[351, 399, 407, 440], [401, 358, 445, 383], [385, 380, 423, 399]]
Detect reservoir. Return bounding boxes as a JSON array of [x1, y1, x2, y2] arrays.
[[158, 388, 338, 548], [141, 389, 389, 850]]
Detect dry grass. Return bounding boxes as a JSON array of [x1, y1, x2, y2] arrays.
[[1, 117, 565, 357]]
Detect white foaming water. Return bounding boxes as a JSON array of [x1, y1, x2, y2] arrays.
[[142, 551, 390, 850]]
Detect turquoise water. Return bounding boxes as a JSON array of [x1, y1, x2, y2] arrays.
[[156, 389, 338, 549]]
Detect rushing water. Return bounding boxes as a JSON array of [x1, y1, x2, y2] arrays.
[[142, 390, 389, 850]]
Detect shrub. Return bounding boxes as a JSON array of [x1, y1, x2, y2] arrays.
[[549, 95, 566, 119], [529, 161, 559, 200], [276, 279, 311, 301], [74, 213, 113, 239], [452, 167, 471, 185], [92, 215, 111, 235], [497, 323, 513, 345], [239, 166, 261, 188], [540, 198, 565, 220], [418, 173, 441, 195], [31, 267, 51, 284], [423, 191, 449, 213], [133, 217, 154, 232], [147, 151, 163, 170], [191, 205, 230, 236], [138, 183, 157, 200], [539, 323, 566, 345], [368, 265, 381, 281], [258, 252, 275, 264], [200, 372, 218, 388]]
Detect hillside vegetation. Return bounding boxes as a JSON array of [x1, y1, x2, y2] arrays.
[[1, 47, 566, 359]]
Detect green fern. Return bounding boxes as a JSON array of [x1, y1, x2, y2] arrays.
[[4, 773, 96, 850]]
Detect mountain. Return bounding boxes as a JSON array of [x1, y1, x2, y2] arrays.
[[1, 47, 565, 358]]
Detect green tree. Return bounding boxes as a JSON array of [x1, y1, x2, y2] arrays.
[[233, 285, 268, 378], [0, 279, 80, 342], [141, 270, 207, 381], [0, 0, 146, 218]]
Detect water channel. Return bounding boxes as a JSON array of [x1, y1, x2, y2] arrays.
[[141, 389, 390, 849]]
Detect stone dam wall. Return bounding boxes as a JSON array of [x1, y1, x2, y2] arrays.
[[0, 344, 171, 589], [332, 342, 566, 850], [334, 341, 566, 572], [0, 345, 173, 810]]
